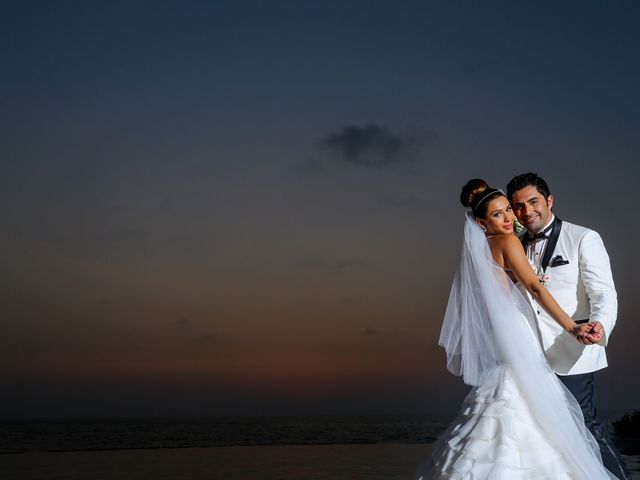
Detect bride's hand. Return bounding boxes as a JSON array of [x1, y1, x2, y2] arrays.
[[571, 323, 592, 339]]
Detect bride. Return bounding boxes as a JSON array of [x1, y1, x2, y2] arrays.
[[415, 179, 617, 479]]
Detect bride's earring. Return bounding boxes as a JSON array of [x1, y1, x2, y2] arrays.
[[481, 226, 487, 233]]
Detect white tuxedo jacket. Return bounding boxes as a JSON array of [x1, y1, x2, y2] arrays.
[[527, 219, 617, 375]]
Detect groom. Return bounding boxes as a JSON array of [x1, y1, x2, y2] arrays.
[[507, 172, 630, 479]]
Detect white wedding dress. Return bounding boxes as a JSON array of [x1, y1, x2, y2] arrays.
[[415, 215, 616, 479]]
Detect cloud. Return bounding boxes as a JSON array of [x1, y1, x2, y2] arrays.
[[363, 327, 380, 336], [197, 333, 215, 343], [301, 257, 367, 273], [173, 318, 190, 327], [319, 123, 436, 167], [362, 327, 406, 338]]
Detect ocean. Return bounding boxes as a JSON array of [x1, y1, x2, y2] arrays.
[[1, 413, 639, 459], [0, 415, 449, 453]]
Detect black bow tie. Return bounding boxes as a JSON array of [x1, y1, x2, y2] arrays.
[[528, 222, 554, 241]]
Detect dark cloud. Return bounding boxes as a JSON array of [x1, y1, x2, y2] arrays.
[[301, 257, 367, 273], [363, 327, 380, 336], [173, 318, 190, 327], [319, 123, 436, 167]]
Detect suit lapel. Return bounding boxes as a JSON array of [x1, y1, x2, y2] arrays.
[[541, 216, 562, 272]]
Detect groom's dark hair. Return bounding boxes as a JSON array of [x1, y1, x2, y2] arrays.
[[506, 173, 551, 202]]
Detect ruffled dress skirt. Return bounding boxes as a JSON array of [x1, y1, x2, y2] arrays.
[[418, 366, 577, 479]]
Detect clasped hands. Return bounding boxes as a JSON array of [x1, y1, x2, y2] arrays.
[[571, 321, 604, 345]]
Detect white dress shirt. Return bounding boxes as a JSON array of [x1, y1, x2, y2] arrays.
[[526, 215, 555, 274]]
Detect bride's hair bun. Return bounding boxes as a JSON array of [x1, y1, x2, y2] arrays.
[[460, 179, 490, 208]]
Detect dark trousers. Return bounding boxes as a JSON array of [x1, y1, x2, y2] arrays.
[[558, 372, 631, 479]]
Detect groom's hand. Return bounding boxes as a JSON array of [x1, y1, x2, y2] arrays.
[[576, 321, 604, 345]]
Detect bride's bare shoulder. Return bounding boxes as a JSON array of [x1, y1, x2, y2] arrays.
[[487, 234, 524, 270], [489, 233, 524, 251]]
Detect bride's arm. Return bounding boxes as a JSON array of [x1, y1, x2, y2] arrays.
[[499, 235, 578, 334]]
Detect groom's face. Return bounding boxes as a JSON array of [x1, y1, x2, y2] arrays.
[[510, 185, 554, 234]]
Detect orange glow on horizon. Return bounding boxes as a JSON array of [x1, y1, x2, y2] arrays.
[[7, 346, 443, 399]]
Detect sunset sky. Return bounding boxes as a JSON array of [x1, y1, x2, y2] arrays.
[[2, 1, 639, 418]]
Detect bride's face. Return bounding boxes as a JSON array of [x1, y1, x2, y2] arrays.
[[477, 196, 515, 235]]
